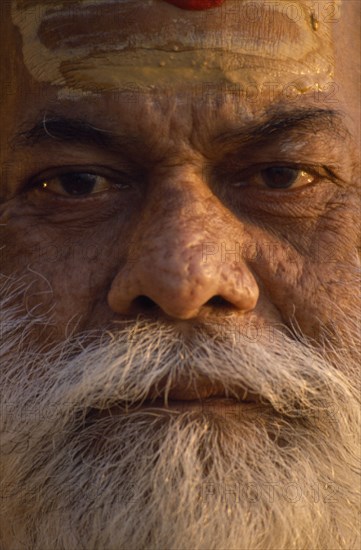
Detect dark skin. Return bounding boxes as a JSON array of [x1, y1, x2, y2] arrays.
[[0, 1, 360, 368]]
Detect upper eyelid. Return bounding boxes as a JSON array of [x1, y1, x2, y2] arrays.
[[26, 166, 134, 188], [217, 162, 326, 178]]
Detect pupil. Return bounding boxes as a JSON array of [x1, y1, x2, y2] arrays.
[[261, 167, 298, 188], [60, 173, 97, 195]]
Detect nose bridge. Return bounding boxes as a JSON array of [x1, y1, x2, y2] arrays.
[[131, 179, 231, 282], [108, 175, 259, 319], [145, 180, 221, 253]]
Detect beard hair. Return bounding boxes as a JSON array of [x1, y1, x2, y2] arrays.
[[0, 273, 360, 550]]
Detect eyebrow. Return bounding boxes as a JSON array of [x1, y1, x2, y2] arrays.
[[13, 108, 348, 155], [213, 108, 348, 148], [13, 115, 142, 153]]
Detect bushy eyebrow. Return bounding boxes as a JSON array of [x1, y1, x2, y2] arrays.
[[213, 108, 349, 148], [13, 107, 348, 155], [13, 115, 142, 153]]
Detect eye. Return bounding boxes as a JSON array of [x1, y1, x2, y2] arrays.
[[234, 167, 315, 190], [37, 172, 126, 197], [258, 167, 314, 189]]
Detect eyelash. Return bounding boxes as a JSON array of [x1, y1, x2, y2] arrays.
[[234, 162, 323, 178], [27, 168, 133, 195], [216, 162, 331, 191]]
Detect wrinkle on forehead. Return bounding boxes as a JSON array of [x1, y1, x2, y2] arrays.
[[12, 0, 341, 94]]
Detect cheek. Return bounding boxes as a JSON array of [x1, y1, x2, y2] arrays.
[[35, 235, 127, 334], [0, 206, 128, 337], [248, 221, 360, 340]]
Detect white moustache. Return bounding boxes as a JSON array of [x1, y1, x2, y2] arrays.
[[1, 313, 359, 428]]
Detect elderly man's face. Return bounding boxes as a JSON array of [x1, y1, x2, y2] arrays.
[[0, 1, 360, 549]]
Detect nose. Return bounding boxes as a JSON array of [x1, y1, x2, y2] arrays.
[[107, 179, 259, 320]]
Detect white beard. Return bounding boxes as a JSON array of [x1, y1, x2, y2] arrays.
[[0, 275, 360, 550]]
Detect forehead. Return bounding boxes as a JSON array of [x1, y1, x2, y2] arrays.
[[11, 0, 340, 96]]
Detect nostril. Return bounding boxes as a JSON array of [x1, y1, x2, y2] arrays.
[[133, 295, 158, 311], [206, 295, 231, 308]]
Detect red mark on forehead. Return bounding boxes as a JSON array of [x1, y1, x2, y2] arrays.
[[164, 0, 225, 10]]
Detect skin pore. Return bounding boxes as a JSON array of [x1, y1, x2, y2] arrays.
[[0, 1, 360, 549]]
